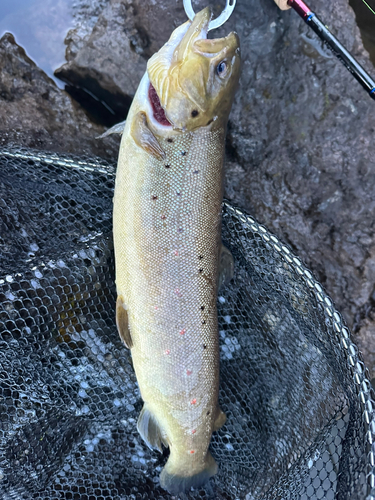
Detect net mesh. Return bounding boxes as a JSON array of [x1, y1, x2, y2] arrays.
[[0, 147, 374, 500]]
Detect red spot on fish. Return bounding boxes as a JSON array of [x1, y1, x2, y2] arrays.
[[179, 329, 186, 336], [191, 398, 197, 405], [154, 306, 159, 310], [161, 214, 166, 220], [192, 429, 196, 434], [190, 450, 195, 454], [174, 250, 179, 256], [148, 84, 171, 126], [175, 288, 182, 297], [165, 349, 170, 355], [186, 370, 192, 376]]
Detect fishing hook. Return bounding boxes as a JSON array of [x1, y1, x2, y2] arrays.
[[183, 0, 236, 31]]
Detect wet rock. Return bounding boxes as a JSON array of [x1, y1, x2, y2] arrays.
[[349, 0, 375, 64], [54, 0, 209, 124], [55, 0, 148, 123], [222, 0, 375, 376], [0, 32, 119, 159], [66, 0, 111, 62]]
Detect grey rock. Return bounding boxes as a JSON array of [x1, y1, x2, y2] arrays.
[[0, 32, 120, 159], [55, 0, 148, 120], [350, 0, 375, 65], [54, 0, 210, 120], [222, 0, 375, 376], [66, 0, 111, 62]]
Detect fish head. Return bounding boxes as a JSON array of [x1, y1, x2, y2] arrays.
[[147, 7, 241, 132]]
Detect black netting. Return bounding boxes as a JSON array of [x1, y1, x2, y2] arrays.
[[1, 147, 375, 500]]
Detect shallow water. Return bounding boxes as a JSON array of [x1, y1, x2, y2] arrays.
[[0, 0, 74, 88]]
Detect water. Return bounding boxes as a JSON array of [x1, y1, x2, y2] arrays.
[[0, 0, 74, 88]]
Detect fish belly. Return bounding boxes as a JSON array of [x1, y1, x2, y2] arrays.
[[113, 124, 225, 480]]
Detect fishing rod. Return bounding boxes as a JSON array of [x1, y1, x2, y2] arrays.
[[288, 0, 375, 100]]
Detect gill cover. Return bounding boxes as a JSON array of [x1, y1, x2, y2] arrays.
[[147, 7, 240, 131]]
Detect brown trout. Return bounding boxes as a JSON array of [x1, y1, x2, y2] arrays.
[[113, 8, 240, 494]]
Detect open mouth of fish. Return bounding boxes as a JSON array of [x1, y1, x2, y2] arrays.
[[148, 83, 172, 127]]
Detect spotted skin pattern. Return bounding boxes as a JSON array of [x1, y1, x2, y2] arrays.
[[115, 129, 224, 466]]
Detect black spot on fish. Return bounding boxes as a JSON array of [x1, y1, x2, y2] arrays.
[[201, 306, 205, 311], [152, 195, 158, 201], [203, 344, 207, 349], [165, 164, 170, 168], [202, 320, 206, 325], [181, 151, 186, 156], [193, 170, 199, 174], [167, 138, 173, 143], [199, 269, 203, 273], [191, 110, 199, 118], [198, 255, 203, 260], [206, 410, 210, 415]]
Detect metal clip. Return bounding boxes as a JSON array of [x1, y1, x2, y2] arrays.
[[183, 0, 236, 31]]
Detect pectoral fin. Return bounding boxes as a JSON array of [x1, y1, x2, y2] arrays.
[[131, 111, 165, 160], [137, 404, 168, 452], [213, 406, 227, 431], [96, 119, 126, 139], [218, 243, 234, 290], [116, 295, 133, 348]]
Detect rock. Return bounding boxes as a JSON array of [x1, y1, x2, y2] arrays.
[[54, 0, 210, 124], [0, 32, 120, 159], [65, 0, 111, 62], [55, 0, 148, 123], [349, 0, 375, 65], [222, 0, 375, 376]]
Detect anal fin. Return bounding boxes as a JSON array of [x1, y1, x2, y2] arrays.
[[131, 111, 165, 160], [137, 404, 168, 452], [116, 295, 133, 348], [213, 406, 226, 431]]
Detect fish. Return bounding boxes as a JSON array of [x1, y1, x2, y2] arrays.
[[113, 7, 240, 495]]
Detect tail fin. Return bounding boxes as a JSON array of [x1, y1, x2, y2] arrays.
[[159, 450, 218, 495]]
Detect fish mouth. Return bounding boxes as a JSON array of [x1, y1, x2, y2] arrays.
[[148, 83, 172, 127]]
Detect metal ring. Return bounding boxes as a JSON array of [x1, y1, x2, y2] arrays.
[[183, 0, 236, 31]]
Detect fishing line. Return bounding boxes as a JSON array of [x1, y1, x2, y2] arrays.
[[360, 0, 375, 16]]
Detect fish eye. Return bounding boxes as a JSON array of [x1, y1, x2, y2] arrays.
[[216, 60, 228, 78]]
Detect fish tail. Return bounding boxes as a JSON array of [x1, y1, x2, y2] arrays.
[[160, 450, 218, 495]]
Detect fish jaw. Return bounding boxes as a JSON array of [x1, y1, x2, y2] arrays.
[[147, 8, 241, 133]]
